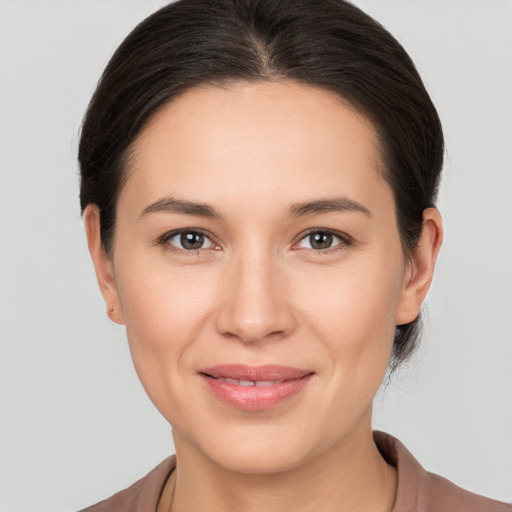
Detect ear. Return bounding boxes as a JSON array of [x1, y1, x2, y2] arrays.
[[83, 205, 125, 325], [395, 207, 443, 326]]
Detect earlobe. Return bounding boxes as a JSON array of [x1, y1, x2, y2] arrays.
[[395, 207, 443, 326], [83, 205, 125, 325]]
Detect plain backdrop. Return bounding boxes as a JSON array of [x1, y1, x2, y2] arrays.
[[1, 1, 511, 510]]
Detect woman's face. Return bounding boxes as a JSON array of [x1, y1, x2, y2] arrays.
[[89, 81, 428, 473]]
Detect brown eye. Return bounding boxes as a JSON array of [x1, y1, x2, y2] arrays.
[[181, 232, 205, 250], [297, 230, 347, 251], [309, 232, 333, 250], [166, 230, 215, 251]]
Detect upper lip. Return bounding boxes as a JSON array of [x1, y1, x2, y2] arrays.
[[199, 364, 313, 381]]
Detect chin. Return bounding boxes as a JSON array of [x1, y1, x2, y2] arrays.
[[209, 440, 314, 475], [175, 419, 321, 475]]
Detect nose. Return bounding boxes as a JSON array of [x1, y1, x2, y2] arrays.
[[214, 250, 296, 344]]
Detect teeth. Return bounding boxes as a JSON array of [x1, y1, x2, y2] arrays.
[[223, 378, 246, 385], [218, 378, 284, 387], [255, 380, 281, 387]]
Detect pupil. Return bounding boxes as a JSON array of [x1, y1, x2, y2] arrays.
[[181, 232, 204, 250], [310, 232, 332, 249]]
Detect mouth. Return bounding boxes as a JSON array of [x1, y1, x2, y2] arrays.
[[206, 377, 294, 387], [198, 364, 315, 411]]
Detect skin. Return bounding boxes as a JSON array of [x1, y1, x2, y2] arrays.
[[85, 81, 442, 512]]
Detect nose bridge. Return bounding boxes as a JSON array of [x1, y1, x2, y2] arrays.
[[215, 242, 294, 343]]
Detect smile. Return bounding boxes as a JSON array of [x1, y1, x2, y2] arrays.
[[212, 378, 288, 387], [198, 364, 314, 411]]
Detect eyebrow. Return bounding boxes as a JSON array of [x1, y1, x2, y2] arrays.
[[286, 197, 372, 218], [139, 197, 223, 220], [138, 196, 371, 221]]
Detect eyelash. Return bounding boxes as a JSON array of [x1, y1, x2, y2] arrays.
[[293, 229, 353, 254], [158, 228, 353, 255], [159, 228, 219, 256]]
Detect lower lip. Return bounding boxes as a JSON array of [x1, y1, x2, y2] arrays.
[[200, 374, 314, 411]]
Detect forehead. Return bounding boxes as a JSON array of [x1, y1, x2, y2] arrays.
[[121, 81, 392, 217]]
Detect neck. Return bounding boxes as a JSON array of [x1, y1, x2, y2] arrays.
[[161, 416, 397, 512]]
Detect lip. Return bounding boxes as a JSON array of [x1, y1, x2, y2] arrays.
[[198, 364, 314, 411]]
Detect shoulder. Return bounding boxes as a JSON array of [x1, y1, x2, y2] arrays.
[[422, 471, 511, 512], [373, 431, 511, 512], [78, 456, 176, 512]]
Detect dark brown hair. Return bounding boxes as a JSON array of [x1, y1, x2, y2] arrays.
[[78, 0, 444, 368]]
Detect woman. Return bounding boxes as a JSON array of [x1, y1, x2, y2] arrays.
[[77, 0, 510, 510]]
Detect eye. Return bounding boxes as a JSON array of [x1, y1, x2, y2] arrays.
[[163, 230, 217, 251], [296, 230, 349, 251]]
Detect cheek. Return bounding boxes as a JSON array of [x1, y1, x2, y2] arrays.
[[118, 251, 216, 329], [113, 260, 227, 428], [295, 255, 403, 370], [114, 254, 220, 383], [268, 256, 404, 450]]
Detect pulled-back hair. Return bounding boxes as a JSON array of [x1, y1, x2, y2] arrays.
[[79, 0, 444, 368]]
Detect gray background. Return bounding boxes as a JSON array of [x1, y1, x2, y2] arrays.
[[0, 1, 511, 510]]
